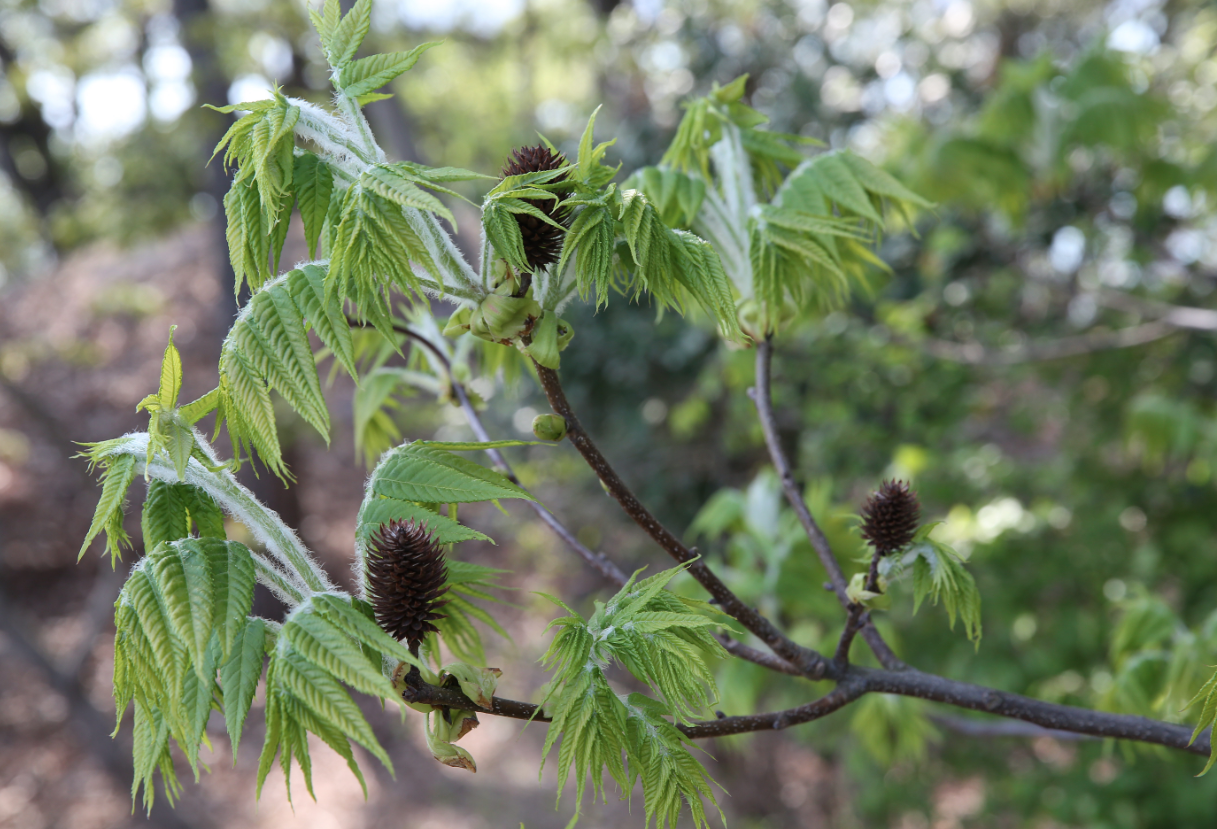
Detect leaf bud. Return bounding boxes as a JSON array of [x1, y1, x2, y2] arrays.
[[532, 413, 568, 442]]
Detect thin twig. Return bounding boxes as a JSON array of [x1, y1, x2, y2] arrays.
[[922, 320, 1178, 366], [353, 318, 628, 586], [400, 673, 863, 739], [717, 635, 804, 676], [833, 608, 866, 668], [751, 337, 904, 671], [532, 360, 835, 680], [1096, 289, 1217, 332], [401, 675, 550, 722], [680, 680, 866, 739]]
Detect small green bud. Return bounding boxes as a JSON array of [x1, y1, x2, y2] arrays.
[[532, 413, 568, 442], [442, 306, 474, 337]]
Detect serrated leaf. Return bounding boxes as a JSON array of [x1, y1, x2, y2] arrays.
[[79, 453, 137, 564], [157, 326, 182, 410], [1185, 667, 1217, 775], [178, 485, 226, 539], [363, 164, 454, 224], [164, 417, 196, 482], [357, 497, 492, 546], [293, 154, 334, 259], [180, 388, 220, 425], [369, 444, 536, 504], [142, 480, 189, 551], [905, 538, 983, 645], [287, 264, 356, 379], [219, 343, 282, 476], [205, 100, 278, 114], [150, 542, 214, 677], [220, 618, 266, 761], [281, 609, 396, 699], [339, 42, 440, 97], [328, 0, 372, 69], [274, 647, 392, 770]]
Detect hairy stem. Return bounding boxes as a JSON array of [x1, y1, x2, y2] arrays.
[[532, 361, 834, 679], [752, 336, 904, 671], [125, 433, 332, 595]]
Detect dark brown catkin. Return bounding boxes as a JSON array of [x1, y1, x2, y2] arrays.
[[365, 519, 450, 655], [859, 480, 920, 556], [501, 144, 570, 273]]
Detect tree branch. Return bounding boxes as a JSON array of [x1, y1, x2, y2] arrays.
[[856, 666, 1212, 757], [929, 715, 1098, 742], [399, 664, 1212, 760], [532, 360, 835, 680], [751, 337, 904, 671], [373, 326, 1213, 765]]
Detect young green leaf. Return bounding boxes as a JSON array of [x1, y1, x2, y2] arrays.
[[339, 42, 441, 97]]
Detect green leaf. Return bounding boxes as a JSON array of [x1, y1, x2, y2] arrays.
[[219, 339, 282, 477], [286, 264, 356, 379], [339, 42, 440, 97], [904, 538, 983, 645], [396, 161, 495, 183], [1185, 667, 1217, 775], [141, 480, 189, 551], [368, 443, 536, 504], [328, 0, 372, 69], [157, 326, 182, 411], [558, 203, 615, 307], [79, 453, 137, 565], [179, 388, 220, 425], [362, 163, 454, 224], [205, 100, 278, 114], [293, 154, 334, 259], [179, 485, 227, 539], [414, 439, 544, 451], [224, 172, 271, 296], [308, 0, 341, 50], [220, 619, 267, 761], [149, 541, 214, 677], [164, 416, 196, 482], [357, 498, 492, 547]]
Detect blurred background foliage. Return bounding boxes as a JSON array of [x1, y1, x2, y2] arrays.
[[4, 0, 1217, 826]]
